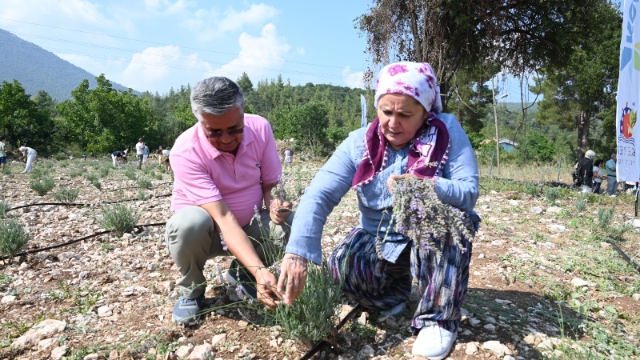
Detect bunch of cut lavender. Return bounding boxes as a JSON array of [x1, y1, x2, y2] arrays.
[[385, 177, 474, 256]]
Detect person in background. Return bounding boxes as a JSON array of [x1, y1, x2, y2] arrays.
[[143, 142, 150, 165], [136, 138, 145, 170], [112, 150, 123, 168], [163, 147, 172, 173], [278, 62, 480, 359], [592, 159, 605, 194], [606, 153, 617, 196], [17, 146, 37, 173], [0, 136, 7, 172], [284, 148, 293, 164], [157, 146, 165, 167], [122, 148, 129, 164], [575, 150, 595, 193]]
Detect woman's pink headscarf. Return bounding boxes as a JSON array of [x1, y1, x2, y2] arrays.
[[352, 62, 450, 188]]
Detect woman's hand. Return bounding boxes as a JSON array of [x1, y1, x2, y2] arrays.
[[254, 267, 282, 309], [270, 199, 292, 225], [386, 173, 419, 193], [277, 253, 308, 305]]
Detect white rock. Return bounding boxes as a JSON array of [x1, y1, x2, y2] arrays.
[[484, 324, 496, 332], [357, 312, 368, 325], [481, 341, 511, 357], [632, 294, 640, 301], [485, 316, 497, 324], [1, 295, 16, 304], [469, 318, 481, 327], [461, 329, 473, 336], [58, 252, 81, 261], [508, 200, 519, 206], [84, 354, 99, 360], [477, 254, 485, 259], [11, 319, 66, 349], [122, 233, 133, 240], [465, 342, 478, 355], [357, 344, 375, 359], [547, 224, 566, 233], [495, 299, 512, 305], [546, 206, 562, 214], [211, 334, 227, 347], [571, 278, 589, 287], [38, 338, 58, 350], [530, 207, 544, 215], [175, 344, 194, 358], [98, 305, 113, 317], [51, 345, 68, 360], [339, 304, 354, 320], [187, 344, 213, 359]]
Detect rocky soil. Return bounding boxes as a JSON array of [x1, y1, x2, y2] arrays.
[[0, 159, 639, 360]]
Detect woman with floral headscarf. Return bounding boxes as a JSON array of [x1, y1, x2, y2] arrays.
[[278, 62, 480, 359]]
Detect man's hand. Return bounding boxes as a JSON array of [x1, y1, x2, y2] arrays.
[[254, 267, 282, 309], [277, 253, 308, 305], [386, 173, 418, 194], [270, 199, 292, 225]]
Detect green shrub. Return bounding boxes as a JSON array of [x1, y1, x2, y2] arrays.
[[99, 167, 109, 178], [92, 179, 101, 190], [524, 183, 539, 197], [272, 261, 343, 343], [137, 190, 149, 201], [125, 167, 137, 181], [0, 199, 9, 219], [30, 177, 55, 196], [575, 199, 587, 214], [69, 169, 82, 178], [98, 203, 140, 236], [137, 177, 152, 189], [59, 160, 69, 168], [544, 187, 560, 204], [597, 207, 614, 229], [29, 168, 48, 180], [53, 188, 80, 204], [85, 173, 98, 183], [0, 220, 30, 262]]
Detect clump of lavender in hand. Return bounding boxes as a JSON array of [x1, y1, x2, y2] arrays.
[[389, 177, 474, 256]]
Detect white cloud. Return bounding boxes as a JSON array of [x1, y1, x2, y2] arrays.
[[182, 3, 279, 41], [0, 0, 132, 31], [115, 46, 213, 92], [296, 47, 306, 56], [342, 66, 365, 89], [143, 0, 190, 15], [208, 23, 290, 81]]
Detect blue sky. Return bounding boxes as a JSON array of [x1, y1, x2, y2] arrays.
[[0, 0, 531, 101]]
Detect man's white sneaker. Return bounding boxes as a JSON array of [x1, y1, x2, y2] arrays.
[[411, 322, 457, 359], [380, 302, 406, 316]]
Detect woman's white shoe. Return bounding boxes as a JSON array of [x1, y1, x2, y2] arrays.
[[411, 322, 457, 359]]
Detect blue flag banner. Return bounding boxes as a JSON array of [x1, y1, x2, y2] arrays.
[[617, 0, 640, 182], [360, 94, 367, 128]]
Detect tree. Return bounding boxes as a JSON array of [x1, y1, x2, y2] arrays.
[[32, 90, 58, 117], [533, 3, 621, 159], [237, 72, 254, 95], [272, 103, 330, 155], [357, 0, 607, 110], [0, 80, 54, 153]]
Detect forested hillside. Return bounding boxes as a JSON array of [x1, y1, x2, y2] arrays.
[[0, 28, 132, 101]]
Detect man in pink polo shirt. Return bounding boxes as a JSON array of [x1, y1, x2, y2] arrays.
[[166, 76, 293, 325]]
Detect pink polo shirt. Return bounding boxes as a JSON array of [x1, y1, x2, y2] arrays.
[[170, 114, 281, 227]]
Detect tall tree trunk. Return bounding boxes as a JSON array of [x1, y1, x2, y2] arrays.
[[577, 111, 591, 158]]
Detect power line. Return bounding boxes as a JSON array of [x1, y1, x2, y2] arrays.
[[0, 17, 359, 70], [6, 30, 345, 80]]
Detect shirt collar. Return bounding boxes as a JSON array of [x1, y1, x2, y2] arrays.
[[197, 121, 254, 159]]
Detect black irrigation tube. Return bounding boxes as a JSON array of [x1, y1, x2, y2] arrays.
[[0, 222, 167, 261], [5, 193, 172, 212], [101, 181, 173, 193], [606, 240, 640, 273], [299, 303, 362, 360]]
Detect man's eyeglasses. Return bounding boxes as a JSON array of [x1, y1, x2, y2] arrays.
[[203, 127, 245, 138]]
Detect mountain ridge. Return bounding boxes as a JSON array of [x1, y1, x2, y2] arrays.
[[0, 28, 135, 101]]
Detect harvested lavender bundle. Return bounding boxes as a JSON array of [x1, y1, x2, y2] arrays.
[[378, 177, 475, 258]]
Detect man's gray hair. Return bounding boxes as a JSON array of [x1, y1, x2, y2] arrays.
[[612, 153, 617, 158], [190, 77, 245, 116]]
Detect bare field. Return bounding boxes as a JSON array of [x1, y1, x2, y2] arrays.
[[0, 158, 639, 359]]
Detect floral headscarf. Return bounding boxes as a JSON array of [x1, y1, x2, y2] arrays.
[[374, 62, 442, 113], [352, 62, 450, 189]]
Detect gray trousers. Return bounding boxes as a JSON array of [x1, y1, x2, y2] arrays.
[[165, 206, 293, 298], [607, 176, 618, 195]]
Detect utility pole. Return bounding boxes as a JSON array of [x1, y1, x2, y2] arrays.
[[492, 77, 500, 176]]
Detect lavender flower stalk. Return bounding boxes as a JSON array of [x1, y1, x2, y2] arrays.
[[380, 177, 475, 257]]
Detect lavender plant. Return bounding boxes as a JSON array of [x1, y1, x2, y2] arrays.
[[384, 177, 474, 257]]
